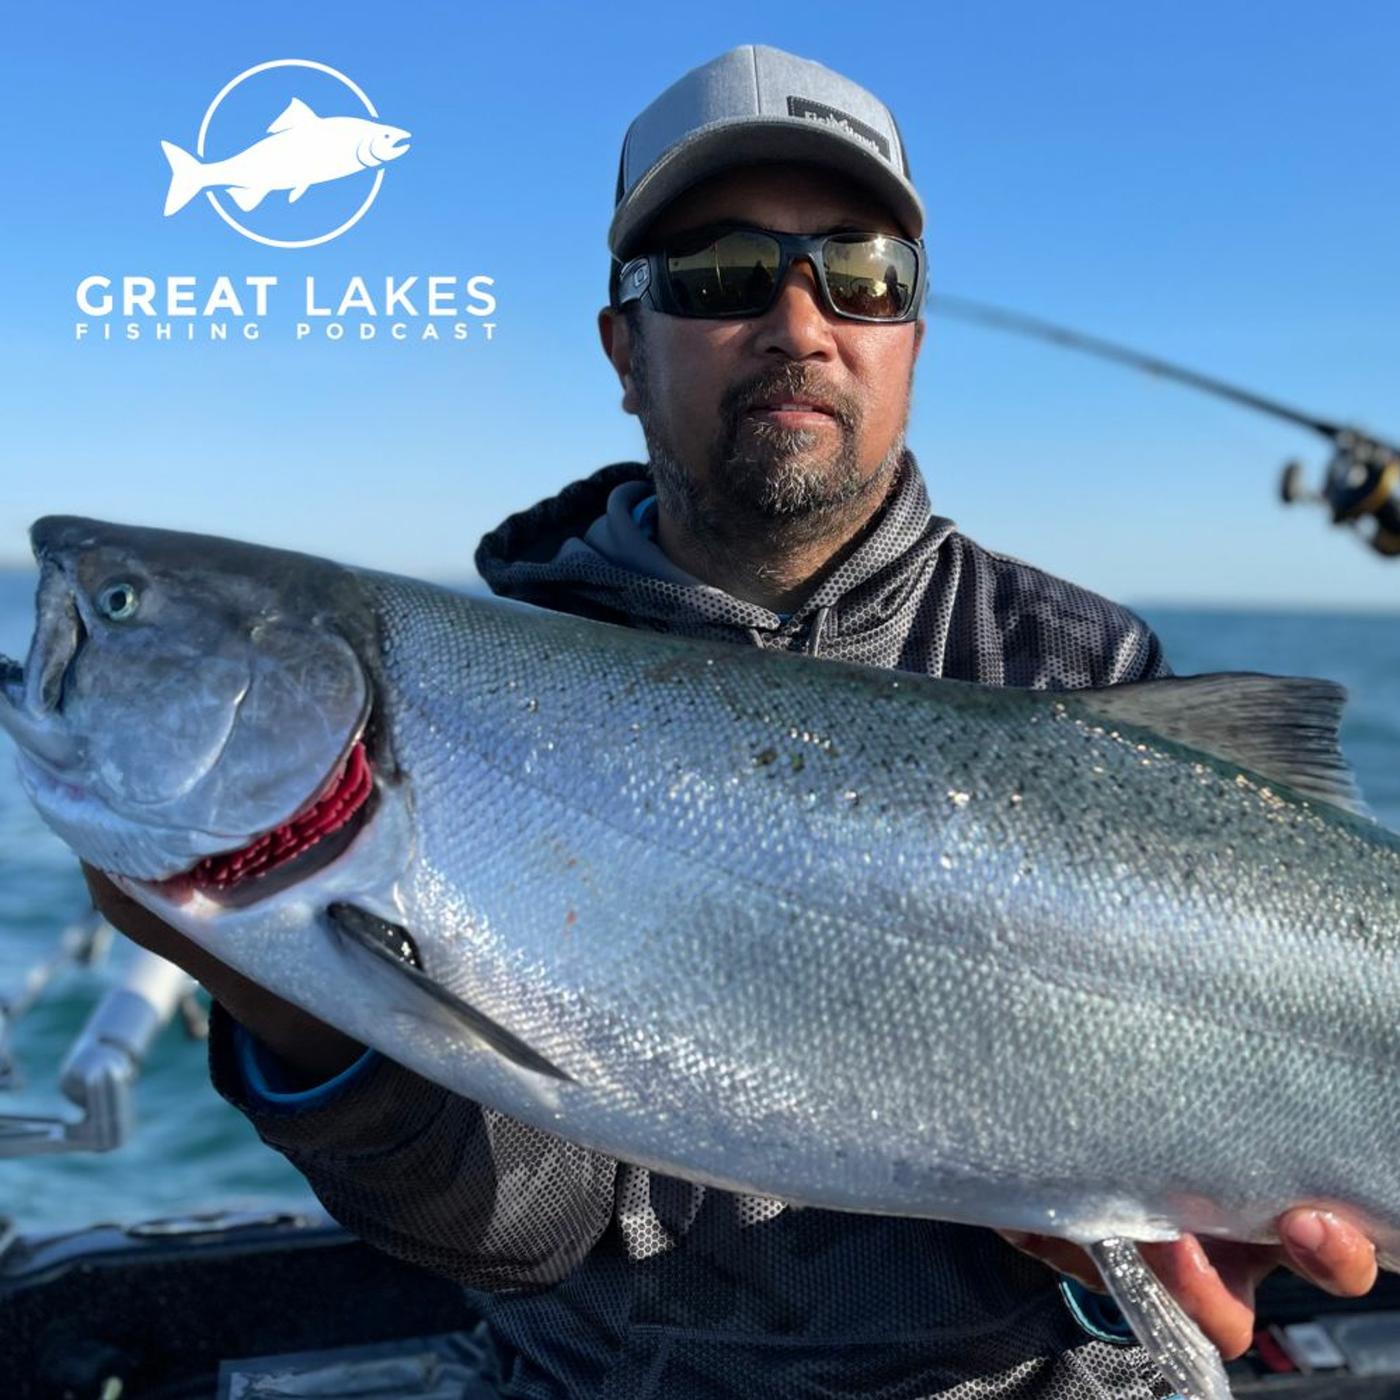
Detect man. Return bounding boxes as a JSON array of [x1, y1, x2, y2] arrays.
[[90, 44, 1378, 1399]]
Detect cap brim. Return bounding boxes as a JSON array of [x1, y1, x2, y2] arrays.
[[609, 118, 925, 258]]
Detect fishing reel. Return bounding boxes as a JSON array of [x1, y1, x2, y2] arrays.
[[929, 295, 1400, 564], [1280, 431, 1400, 557]]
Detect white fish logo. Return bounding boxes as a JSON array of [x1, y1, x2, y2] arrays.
[[162, 97, 410, 216], [161, 60, 409, 248]]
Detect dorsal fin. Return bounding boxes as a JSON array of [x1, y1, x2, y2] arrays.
[[267, 97, 318, 134], [1073, 672, 1369, 817]]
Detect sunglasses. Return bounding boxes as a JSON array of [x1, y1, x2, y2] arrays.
[[617, 223, 926, 324]]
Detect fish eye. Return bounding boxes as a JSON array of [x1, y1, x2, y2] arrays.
[[96, 581, 140, 622]]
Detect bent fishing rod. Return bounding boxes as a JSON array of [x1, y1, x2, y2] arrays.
[[930, 294, 1400, 559]]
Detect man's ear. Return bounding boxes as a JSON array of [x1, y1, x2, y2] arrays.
[[598, 306, 642, 416]]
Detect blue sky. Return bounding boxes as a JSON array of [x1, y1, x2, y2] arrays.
[[3, 1, 1398, 607]]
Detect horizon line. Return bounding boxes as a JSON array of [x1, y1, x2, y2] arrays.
[[0, 561, 1395, 617]]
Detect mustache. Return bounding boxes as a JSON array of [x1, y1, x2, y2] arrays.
[[719, 368, 860, 430]]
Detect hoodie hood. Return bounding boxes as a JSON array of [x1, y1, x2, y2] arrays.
[[474, 453, 958, 659]]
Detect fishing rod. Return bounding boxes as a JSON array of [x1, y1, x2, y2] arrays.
[[930, 294, 1400, 559]]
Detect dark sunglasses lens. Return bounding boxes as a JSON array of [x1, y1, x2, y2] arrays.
[[824, 236, 918, 319], [665, 230, 782, 315]]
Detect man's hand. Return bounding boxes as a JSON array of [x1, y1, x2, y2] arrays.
[[83, 864, 368, 1086], [999, 1209, 1379, 1360], [84, 864, 231, 990]]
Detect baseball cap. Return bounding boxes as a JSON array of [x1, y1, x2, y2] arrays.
[[609, 45, 924, 260]]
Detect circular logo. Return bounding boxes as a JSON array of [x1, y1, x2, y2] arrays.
[[190, 59, 405, 249]]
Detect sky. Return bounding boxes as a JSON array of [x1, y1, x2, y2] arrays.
[[2, 0, 1398, 607]]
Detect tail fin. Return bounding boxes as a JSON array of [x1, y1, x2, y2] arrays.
[[160, 140, 204, 216]]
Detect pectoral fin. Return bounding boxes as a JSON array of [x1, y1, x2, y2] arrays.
[[327, 903, 572, 1082], [287, 184, 309, 204], [1086, 1237, 1232, 1400], [227, 186, 269, 213]]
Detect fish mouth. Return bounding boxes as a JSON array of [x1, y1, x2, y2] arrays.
[[0, 567, 85, 771], [154, 726, 377, 908], [375, 132, 411, 162], [0, 653, 23, 707]]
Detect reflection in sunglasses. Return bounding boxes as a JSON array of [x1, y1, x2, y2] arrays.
[[635, 227, 923, 322]]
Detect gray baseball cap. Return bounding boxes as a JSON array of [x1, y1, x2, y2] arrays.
[[609, 45, 923, 259]]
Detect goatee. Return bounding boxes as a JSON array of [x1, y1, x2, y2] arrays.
[[640, 365, 905, 551]]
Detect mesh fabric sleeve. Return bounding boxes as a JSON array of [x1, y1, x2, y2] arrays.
[[206, 1000, 619, 1290]]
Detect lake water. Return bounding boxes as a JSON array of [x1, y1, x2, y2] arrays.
[[1, 568, 1397, 1233]]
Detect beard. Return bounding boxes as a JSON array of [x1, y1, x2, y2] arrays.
[[634, 352, 907, 550]]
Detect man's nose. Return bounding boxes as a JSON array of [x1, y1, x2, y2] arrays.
[[753, 257, 837, 359]]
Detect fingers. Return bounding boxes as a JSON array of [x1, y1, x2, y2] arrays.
[[1277, 1208, 1378, 1298], [1001, 1228, 1259, 1359], [80, 862, 206, 970], [1140, 1235, 1258, 1361], [999, 1212, 1380, 1369], [81, 863, 126, 911], [83, 864, 161, 930], [83, 863, 169, 939]]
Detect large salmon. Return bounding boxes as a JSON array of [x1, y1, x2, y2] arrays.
[[2, 516, 1395, 1398]]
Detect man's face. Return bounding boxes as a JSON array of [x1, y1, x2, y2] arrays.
[[600, 164, 925, 541]]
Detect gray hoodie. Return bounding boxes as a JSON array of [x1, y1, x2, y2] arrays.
[[472, 456, 1168, 686], [210, 452, 1175, 1399]]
